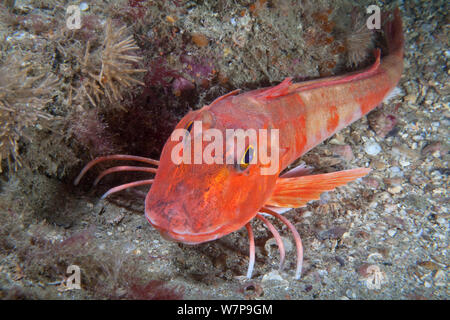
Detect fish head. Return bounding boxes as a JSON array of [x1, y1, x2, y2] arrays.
[[145, 107, 280, 244]]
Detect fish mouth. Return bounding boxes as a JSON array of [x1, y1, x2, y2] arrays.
[[144, 181, 250, 244], [155, 224, 223, 244], [144, 197, 228, 244], [145, 213, 224, 244]]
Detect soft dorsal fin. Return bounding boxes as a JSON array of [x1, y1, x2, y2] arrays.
[[252, 49, 381, 103], [265, 168, 371, 208], [209, 89, 241, 106], [291, 49, 381, 94], [254, 78, 293, 100]]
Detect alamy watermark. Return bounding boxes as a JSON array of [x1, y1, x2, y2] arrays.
[[66, 5, 81, 30], [65, 264, 81, 290], [366, 5, 381, 30], [66, 3, 382, 31], [170, 121, 280, 175]]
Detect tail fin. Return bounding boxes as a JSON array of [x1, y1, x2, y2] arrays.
[[384, 8, 404, 59]]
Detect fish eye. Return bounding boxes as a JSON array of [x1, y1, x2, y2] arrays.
[[185, 121, 193, 133], [239, 145, 254, 170]]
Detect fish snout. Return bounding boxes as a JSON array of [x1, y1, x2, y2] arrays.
[[145, 196, 223, 244], [145, 200, 196, 242], [158, 228, 179, 242]]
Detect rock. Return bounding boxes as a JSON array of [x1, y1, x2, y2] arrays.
[[172, 77, 195, 96], [317, 226, 348, 240], [433, 270, 446, 287], [388, 185, 402, 194], [355, 230, 371, 240], [335, 255, 346, 267], [392, 145, 419, 159], [367, 252, 384, 263], [436, 217, 446, 226], [370, 159, 386, 169], [331, 144, 354, 161], [14, 0, 33, 13], [261, 271, 288, 286], [108, 212, 125, 225], [192, 33, 209, 47], [368, 110, 398, 138], [399, 159, 411, 167], [387, 229, 397, 237], [364, 141, 382, 156], [358, 264, 387, 290], [388, 166, 403, 177], [363, 177, 379, 188], [421, 141, 448, 157], [404, 94, 417, 104], [384, 177, 402, 186], [328, 133, 346, 145], [409, 173, 427, 186], [80, 2, 89, 11], [265, 236, 293, 255], [384, 216, 405, 230], [301, 211, 312, 218], [240, 282, 263, 299], [417, 261, 440, 271]]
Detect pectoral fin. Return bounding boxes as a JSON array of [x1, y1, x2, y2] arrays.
[[265, 168, 371, 208]]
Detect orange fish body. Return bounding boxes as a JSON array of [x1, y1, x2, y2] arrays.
[[75, 9, 404, 279], [145, 9, 404, 244]]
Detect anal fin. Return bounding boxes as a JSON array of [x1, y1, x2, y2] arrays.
[[291, 49, 381, 94], [265, 168, 371, 208]]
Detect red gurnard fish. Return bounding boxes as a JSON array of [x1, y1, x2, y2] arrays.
[[75, 9, 404, 279]]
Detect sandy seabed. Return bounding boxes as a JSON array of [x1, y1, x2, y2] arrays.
[[0, 0, 448, 299]]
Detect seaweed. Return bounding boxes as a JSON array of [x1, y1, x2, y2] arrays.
[[69, 109, 117, 157], [0, 54, 56, 172], [126, 280, 184, 300], [344, 8, 375, 67], [4, 216, 184, 299]]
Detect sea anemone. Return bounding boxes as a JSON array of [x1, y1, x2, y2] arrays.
[[345, 12, 374, 67], [75, 20, 146, 109]]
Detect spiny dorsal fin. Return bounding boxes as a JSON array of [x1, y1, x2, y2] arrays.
[[254, 78, 293, 100], [209, 89, 241, 106], [265, 168, 371, 208], [252, 49, 381, 102]]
